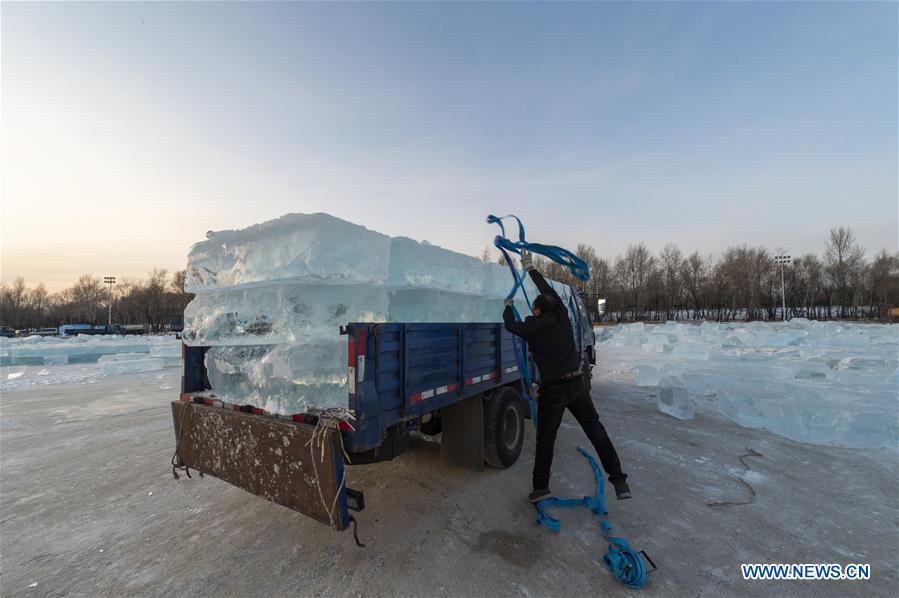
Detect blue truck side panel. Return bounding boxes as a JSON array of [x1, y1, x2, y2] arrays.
[[344, 322, 528, 453], [182, 322, 534, 455]]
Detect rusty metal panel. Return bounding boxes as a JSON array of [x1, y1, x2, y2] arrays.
[[171, 402, 349, 530]]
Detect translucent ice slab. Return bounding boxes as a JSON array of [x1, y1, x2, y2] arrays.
[[185, 213, 392, 292], [631, 365, 660, 387], [183, 283, 390, 345], [183, 212, 577, 414], [205, 342, 348, 416], [658, 375, 694, 420], [98, 353, 165, 375]]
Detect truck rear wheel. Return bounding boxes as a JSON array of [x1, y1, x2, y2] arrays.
[[484, 386, 524, 469]]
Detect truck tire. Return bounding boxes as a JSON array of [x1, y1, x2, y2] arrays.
[[484, 386, 525, 469]]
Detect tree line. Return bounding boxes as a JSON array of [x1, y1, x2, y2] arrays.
[[0, 269, 193, 332], [3, 225, 896, 331], [489, 226, 898, 322]]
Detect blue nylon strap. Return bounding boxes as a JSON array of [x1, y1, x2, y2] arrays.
[[487, 214, 590, 282], [534, 448, 650, 589], [489, 214, 590, 429]]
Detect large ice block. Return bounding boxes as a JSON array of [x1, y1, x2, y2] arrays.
[[205, 342, 347, 416], [183, 283, 390, 345], [185, 213, 392, 291], [632, 365, 659, 387], [183, 212, 577, 414], [658, 375, 694, 420], [98, 353, 165, 375], [389, 236, 492, 295]]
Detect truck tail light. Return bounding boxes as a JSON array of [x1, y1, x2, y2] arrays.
[[348, 335, 356, 366], [348, 330, 367, 395], [355, 330, 366, 358]]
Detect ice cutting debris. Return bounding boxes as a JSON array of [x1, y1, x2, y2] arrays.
[[596, 320, 898, 449], [183, 212, 575, 415]]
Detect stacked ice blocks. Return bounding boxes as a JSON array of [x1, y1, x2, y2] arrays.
[[600, 319, 899, 449], [183, 213, 574, 415]]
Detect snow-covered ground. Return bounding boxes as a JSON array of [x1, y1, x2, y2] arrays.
[[2, 355, 896, 596], [595, 320, 898, 449], [0, 335, 182, 391]]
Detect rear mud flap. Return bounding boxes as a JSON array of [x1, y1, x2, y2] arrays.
[[171, 401, 350, 530]]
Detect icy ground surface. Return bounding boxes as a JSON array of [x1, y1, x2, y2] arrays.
[[184, 212, 575, 415], [1, 369, 896, 596], [0, 335, 181, 391], [595, 320, 898, 449]]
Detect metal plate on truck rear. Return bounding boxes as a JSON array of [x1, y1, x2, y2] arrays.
[[171, 401, 350, 530]]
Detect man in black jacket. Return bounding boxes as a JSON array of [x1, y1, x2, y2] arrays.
[[503, 250, 630, 502]]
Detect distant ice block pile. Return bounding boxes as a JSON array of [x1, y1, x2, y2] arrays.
[[597, 319, 899, 449], [0, 335, 181, 390], [183, 213, 574, 415], [0, 335, 178, 368]]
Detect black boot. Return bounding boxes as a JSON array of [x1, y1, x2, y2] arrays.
[[528, 488, 554, 503], [613, 481, 632, 500]]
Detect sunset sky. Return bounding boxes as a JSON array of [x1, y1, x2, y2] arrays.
[[2, 1, 896, 291]]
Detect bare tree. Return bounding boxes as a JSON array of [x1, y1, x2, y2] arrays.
[[69, 275, 106, 323], [825, 226, 865, 317], [680, 252, 710, 319], [868, 250, 898, 317], [613, 243, 655, 320], [659, 244, 683, 320]]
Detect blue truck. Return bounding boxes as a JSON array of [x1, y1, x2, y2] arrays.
[[171, 291, 596, 535]]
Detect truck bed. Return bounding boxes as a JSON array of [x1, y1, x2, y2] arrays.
[[176, 322, 531, 531]]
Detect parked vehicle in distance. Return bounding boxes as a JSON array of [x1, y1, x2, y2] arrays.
[[57, 324, 129, 336], [0, 326, 16, 338], [58, 324, 93, 337]]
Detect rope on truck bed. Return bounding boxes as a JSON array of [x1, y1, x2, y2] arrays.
[[305, 406, 365, 546]]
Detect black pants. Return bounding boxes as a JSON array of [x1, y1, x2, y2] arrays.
[[533, 377, 627, 490]]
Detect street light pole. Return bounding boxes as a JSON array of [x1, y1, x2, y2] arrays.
[[103, 276, 116, 327], [773, 255, 791, 321]]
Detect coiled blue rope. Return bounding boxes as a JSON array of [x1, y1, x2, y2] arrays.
[[535, 448, 652, 589]]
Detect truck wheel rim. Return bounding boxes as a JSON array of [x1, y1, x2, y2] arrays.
[[502, 405, 520, 449]]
